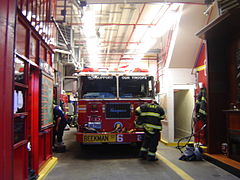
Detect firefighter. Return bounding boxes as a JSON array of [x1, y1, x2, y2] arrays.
[[53, 104, 67, 151], [195, 87, 207, 145], [196, 87, 207, 122], [135, 100, 165, 161]]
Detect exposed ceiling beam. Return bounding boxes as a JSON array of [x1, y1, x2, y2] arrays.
[[68, 23, 156, 26], [85, 0, 205, 5], [75, 40, 141, 44], [119, 4, 146, 66]]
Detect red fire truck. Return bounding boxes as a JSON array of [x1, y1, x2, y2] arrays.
[[76, 70, 155, 145]]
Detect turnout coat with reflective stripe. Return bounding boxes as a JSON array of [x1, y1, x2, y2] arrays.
[[196, 88, 207, 120], [135, 103, 165, 130]]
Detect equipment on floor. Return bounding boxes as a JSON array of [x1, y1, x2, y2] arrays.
[[176, 123, 206, 161], [179, 143, 203, 161], [176, 102, 206, 161], [54, 143, 66, 153]]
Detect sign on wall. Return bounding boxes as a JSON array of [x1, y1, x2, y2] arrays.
[[40, 73, 54, 129]]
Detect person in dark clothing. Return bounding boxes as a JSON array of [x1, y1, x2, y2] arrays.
[[53, 104, 67, 147], [195, 87, 207, 145], [135, 100, 165, 161]]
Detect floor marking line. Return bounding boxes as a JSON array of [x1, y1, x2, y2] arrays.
[[38, 157, 58, 180], [156, 152, 195, 180]]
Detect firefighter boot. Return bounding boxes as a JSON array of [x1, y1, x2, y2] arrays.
[[147, 152, 158, 161], [138, 147, 148, 159]]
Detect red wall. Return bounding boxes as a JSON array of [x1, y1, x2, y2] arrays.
[[0, 0, 16, 179], [13, 146, 28, 180], [195, 43, 207, 93]]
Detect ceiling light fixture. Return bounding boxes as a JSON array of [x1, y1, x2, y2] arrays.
[[129, 4, 183, 70], [82, 6, 101, 68]]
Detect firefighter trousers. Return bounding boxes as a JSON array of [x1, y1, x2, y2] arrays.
[[53, 119, 67, 145], [141, 130, 160, 155]]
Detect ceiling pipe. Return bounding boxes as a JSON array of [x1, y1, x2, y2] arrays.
[[102, 59, 157, 64], [101, 41, 140, 44], [80, 53, 138, 56], [100, 58, 158, 61], [113, 4, 131, 63], [104, 4, 119, 66], [115, 4, 139, 66], [85, 0, 205, 4], [119, 4, 171, 67], [118, 4, 146, 67], [69, 23, 156, 26], [120, 58, 157, 60]]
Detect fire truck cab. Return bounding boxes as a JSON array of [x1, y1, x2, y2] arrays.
[[76, 69, 155, 145]]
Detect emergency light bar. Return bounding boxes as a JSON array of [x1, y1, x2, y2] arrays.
[[74, 67, 152, 76]]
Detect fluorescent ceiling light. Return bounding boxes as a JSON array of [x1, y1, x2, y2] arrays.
[[128, 4, 182, 70], [82, 6, 101, 67]]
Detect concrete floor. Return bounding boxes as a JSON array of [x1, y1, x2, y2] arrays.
[[45, 128, 239, 180]]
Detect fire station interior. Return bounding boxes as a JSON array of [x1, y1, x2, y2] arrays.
[[1, 0, 240, 180]]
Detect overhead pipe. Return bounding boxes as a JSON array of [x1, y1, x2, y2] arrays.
[[119, 4, 171, 67], [124, 4, 146, 50], [134, 5, 170, 65], [104, 4, 120, 66], [75, 41, 141, 45], [118, 4, 146, 67], [85, 0, 205, 4], [101, 60, 157, 64], [68, 23, 156, 26], [102, 41, 140, 44], [120, 58, 157, 60], [80, 53, 138, 56]]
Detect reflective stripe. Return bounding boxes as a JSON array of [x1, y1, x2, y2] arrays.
[[145, 123, 162, 130], [199, 109, 206, 115], [148, 151, 155, 156], [160, 115, 165, 119], [136, 106, 141, 111], [141, 112, 161, 118], [140, 147, 148, 152], [144, 126, 155, 134], [135, 123, 144, 128]]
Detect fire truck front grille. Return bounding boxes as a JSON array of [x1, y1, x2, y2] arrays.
[[105, 103, 131, 119]]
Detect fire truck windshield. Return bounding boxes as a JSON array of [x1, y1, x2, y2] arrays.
[[80, 76, 117, 99], [79, 75, 154, 99], [119, 76, 154, 98]]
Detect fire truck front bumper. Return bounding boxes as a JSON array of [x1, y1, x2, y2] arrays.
[[76, 132, 145, 144]]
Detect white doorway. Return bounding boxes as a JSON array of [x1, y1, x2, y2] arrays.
[[173, 87, 194, 141]]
